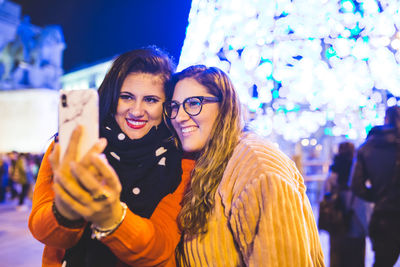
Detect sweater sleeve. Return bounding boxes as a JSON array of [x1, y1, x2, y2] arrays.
[[28, 141, 86, 249], [229, 171, 324, 267], [101, 158, 194, 267], [221, 135, 324, 267]]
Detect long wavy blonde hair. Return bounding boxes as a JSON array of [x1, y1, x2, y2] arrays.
[[165, 65, 243, 236]]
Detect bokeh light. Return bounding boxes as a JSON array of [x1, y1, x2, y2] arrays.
[[178, 0, 400, 143]]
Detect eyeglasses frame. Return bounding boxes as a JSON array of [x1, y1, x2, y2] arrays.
[[163, 96, 221, 119]]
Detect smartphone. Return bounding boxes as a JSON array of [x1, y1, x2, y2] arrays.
[[58, 89, 99, 161]]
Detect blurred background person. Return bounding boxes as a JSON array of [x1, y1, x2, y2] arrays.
[[7, 151, 19, 201], [16, 153, 33, 210], [351, 106, 400, 267], [10, 153, 32, 211], [0, 154, 10, 203], [322, 141, 369, 267]]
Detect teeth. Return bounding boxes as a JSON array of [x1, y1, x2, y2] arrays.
[[182, 126, 196, 133], [127, 120, 146, 126]]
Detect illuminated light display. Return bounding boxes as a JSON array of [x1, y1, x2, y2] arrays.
[[178, 0, 400, 143]]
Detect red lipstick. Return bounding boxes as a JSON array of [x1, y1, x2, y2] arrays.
[[126, 119, 147, 129]]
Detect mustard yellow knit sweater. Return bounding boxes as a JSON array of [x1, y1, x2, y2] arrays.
[[181, 133, 325, 266]]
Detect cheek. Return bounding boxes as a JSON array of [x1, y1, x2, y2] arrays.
[[115, 100, 126, 115], [149, 104, 164, 122], [203, 113, 219, 139]]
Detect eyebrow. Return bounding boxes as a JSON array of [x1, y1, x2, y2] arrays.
[[120, 92, 163, 99], [144, 95, 163, 99]]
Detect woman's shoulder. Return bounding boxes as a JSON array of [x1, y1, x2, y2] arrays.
[[233, 132, 297, 173], [219, 133, 305, 209], [222, 133, 302, 191]]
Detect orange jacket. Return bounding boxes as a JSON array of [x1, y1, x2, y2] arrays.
[[28, 142, 194, 267]]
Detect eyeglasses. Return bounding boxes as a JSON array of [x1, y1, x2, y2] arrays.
[[163, 96, 221, 119]]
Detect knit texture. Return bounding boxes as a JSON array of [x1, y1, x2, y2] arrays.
[[181, 133, 325, 267]]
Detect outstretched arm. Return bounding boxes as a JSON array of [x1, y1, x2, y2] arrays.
[[28, 142, 86, 249], [29, 126, 111, 248]]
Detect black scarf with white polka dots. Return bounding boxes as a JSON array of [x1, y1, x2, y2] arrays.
[[100, 115, 182, 217]]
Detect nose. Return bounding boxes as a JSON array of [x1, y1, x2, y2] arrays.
[[129, 101, 144, 117], [174, 104, 190, 123]]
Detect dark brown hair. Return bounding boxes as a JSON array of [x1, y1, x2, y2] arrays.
[[98, 46, 175, 123]]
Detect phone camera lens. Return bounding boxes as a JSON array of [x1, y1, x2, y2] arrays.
[[61, 94, 67, 107]]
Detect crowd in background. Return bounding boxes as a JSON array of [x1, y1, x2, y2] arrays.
[[0, 151, 43, 210], [319, 105, 400, 267]]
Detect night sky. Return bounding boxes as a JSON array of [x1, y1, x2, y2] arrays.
[[12, 0, 192, 73]]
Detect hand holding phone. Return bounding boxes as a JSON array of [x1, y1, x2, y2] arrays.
[[58, 89, 99, 160]]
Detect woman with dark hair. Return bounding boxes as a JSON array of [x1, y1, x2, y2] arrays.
[[351, 105, 400, 267], [29, 47, 194, 266], [163, 65, 324, 266]]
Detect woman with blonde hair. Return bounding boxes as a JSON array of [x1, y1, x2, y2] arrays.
[[163, 65, 324, 266]]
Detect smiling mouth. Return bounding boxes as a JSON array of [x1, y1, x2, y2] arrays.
[[126, 119, 146, 129], [181, 126, 197, 135]]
